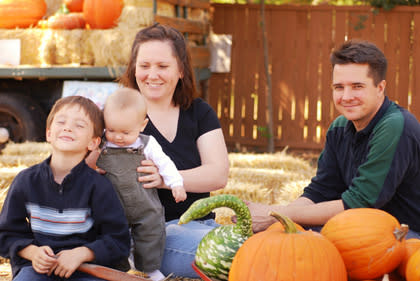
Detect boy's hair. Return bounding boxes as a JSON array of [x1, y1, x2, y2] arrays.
[[330, 40, 387, 86], [104, 88, 147, 121], [47, 96, 104, 138]]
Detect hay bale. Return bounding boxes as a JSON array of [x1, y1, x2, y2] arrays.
[[53, 29, 85, 65], [1, 142, 51, 156], [118, 5, 154, 29], [229, 152, 315, 177], [83, 28, 137, 66], [0, 29, 45, 65]]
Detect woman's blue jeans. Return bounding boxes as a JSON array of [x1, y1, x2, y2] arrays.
[[160, 219, 219, 278], [13, 266, 106, 281]]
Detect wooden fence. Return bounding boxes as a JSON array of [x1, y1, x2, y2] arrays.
[[208, 3, 420, 152]]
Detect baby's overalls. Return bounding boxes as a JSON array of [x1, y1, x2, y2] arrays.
[[96, 134, 165, 272]]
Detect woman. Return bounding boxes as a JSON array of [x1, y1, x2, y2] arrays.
[[119, 24, 229, 277]]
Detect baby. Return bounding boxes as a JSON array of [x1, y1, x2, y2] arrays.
[[96, 87, 186, 281]]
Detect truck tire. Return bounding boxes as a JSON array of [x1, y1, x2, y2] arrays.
[[0, 94, 46, 143]]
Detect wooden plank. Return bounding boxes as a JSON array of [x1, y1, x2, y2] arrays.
[[306, 9, 323, 144], [395, 11, 411, 108], [271, 9, 297, 147], [154, 15, 209, 34], [410, 12, 420, 118], [190, 46, 210, 68], [371, 10, 385, 50], [348, 10, 373, 39], [159, 0, 210, 9], [230, 6, 245, 141], [383, 11, 398, 102], [291, 9, 309, 146], [319, 9, 334, 145], [334, 9, 347, 45], [241, 7, 258, 141]]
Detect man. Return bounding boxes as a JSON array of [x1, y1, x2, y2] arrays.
[[248, 40, 420, 238]]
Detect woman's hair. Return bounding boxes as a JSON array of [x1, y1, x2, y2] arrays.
[[330, 40, 387, 86], [119, 23, 197, 109], [46, 95, 104, 138]]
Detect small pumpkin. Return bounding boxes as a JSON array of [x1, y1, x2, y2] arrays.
[[83, 0, 123, 29], [229, 212, 347, 281], [179, 194, 253, 281], [398, 238, 420, 278], [321, 208, 408, 280], [38, 4, 85, 29], [64, 0, 84, 12], [406, 248, 420, 281], [0, 0, 46, 28]]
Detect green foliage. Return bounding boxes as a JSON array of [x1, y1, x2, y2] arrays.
[[210, 0, 420, 8], [368, 0, 420, 10]]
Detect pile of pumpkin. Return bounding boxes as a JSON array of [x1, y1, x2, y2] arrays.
[[183, 195, 420, 281], [0, 0, 123, 30]]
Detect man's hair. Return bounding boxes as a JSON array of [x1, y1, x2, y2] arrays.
[[330, 40, 387, 86], [46, 96, 104, 138], [103, 88, 147, 121], [119, 23, 197, 109]]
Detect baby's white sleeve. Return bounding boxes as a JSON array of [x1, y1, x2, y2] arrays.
[[143, 136, 183, 188]]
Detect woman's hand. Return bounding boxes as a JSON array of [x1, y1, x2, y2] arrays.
[[137, 159, 164, 188]]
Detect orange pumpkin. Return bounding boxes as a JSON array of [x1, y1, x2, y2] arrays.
[[398, 238, 420, 278], [65, 0, 84, 12], [83, 0, 123, 29], [229, 212, 347, 281], [406, 248, 420, 281], [0, 0, 46, 28], [321, 208, 408, 280]]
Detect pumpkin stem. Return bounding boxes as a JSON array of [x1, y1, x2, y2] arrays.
[[394, 224, 409, 241], [270, 211, 298, 233], [178, 194, 253, 237], [57, 3, 70, 14]]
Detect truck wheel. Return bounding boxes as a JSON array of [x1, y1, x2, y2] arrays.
[[0, 94, 46, 143]]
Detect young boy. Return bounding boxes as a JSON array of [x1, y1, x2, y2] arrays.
[[0, 96, 131, 280], [96, 88, 186, 281]]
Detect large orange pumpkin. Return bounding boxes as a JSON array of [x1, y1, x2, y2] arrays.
[[321, 208, 408, 280], [0, 0, 47, 28], [398, 238, 420, 278], [229, 212, 347, 281], [83, 0, 123, 29], [65, 0, 84, 12]]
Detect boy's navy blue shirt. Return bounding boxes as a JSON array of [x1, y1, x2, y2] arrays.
[[303, 96, 420, 232], [0, 156, 130, 277]]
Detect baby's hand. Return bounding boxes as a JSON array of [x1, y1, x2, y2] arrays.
[[172, 186, 187, 203]]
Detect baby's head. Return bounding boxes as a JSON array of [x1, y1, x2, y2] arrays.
[[103, 87, 148, 147]]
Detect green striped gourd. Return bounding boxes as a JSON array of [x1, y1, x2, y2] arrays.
[[179, 194, 253, 281]]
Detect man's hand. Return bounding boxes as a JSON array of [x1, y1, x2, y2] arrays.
[[245, 201, 279, 233]]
